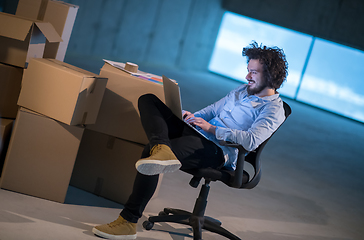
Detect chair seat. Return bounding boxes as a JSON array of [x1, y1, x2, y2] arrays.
[[182, 168, 250, 188]]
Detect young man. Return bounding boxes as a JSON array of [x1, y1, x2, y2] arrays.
[[92, 41, 288, 239]]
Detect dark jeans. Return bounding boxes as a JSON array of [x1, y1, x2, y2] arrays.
[[120, 94, 225, 223]]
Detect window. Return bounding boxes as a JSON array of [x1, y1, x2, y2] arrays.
[[297, 39, 364, 122], [209, 11, 364, 123], [208, 12, 312, 98]]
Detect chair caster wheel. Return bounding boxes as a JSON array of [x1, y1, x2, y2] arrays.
[[142, 220, 154, 230]]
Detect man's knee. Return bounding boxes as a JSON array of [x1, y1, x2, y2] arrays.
[[138, 93, 162, 109], [139, 93, 157, 103]]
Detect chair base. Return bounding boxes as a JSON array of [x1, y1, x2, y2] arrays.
[[142, 207, 241, 240]]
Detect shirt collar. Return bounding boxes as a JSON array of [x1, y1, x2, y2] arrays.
[[248, 93, 280, 107], [260, 92, 280, 101], [248, 92, 279, 100]]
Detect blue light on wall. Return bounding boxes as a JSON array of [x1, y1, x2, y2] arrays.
[[297, 39, 364, 122], [209, 11, 364, 123]]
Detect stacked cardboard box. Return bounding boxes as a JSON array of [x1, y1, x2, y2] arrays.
[[70, 61, 165, 203], [0, 108, 85, 203], [0, 62, 21, 174], [18, 58, 108, 125], [0, 0, 97, 203], [0, 0, 81, 201], [0, 58, 107, 203], [0, 3, 60, 190], [0, 1, 167, 205], [16, 0, 79, 62], [70, 129, 162, 205], [0, 63, 23, 119], [0, 118, 13, 177], [87, 62, 165, 144], [0, 1, 67, 166]]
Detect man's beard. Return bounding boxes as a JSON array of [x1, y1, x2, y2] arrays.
[[247, 80, 268, 95]]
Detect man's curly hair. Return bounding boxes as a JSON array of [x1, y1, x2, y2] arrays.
[[242, 41, 288, 90]]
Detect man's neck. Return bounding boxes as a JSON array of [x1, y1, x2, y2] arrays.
[[255, 88, 276, 98]]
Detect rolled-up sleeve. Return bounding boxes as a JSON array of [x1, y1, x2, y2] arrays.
[[215, 101, 285, 151]]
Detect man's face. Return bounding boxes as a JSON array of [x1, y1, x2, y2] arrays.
[[246, 59, 268, 95]]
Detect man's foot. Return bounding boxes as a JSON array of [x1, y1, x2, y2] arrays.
[[135, 144, 181, 175], [92, 216, 137, 239]]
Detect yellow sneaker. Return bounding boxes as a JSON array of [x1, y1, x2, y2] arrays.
[[92, 216, 137, 239], [135, 144, 181, 175]]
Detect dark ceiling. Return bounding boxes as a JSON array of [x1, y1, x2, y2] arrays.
[[223, 0, 364, 52]]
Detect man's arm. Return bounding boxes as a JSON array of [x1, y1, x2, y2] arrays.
[[193, 87, 237, 121], [215, 103, 285, 151]]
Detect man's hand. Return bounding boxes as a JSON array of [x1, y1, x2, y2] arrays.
[[183, 112, 216, 134], [182, 110, 193, 120]]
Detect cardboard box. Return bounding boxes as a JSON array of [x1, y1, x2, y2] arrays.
[[86, 62, 165, 144], [17, 58, 108, 125], [0, 118, 13, 177], [70, 129, 162, 205], [16, 0, 79, 62], [0, 63, 23, 118], [43, 1, 79, 61], [0, 12, 62, 68], [0, 108, 84, 203], [15, 0, 49, 20]]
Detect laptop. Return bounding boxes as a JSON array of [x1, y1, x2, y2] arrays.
[[162, 75, 208, 140]]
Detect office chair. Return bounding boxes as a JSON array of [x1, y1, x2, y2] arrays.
[[142, 102, 292, 240]]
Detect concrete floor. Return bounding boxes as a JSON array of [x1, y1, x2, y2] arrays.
[[0, 56, 363, 240]]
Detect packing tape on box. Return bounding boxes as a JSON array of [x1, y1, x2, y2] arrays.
[[124, 62, 138, 73]]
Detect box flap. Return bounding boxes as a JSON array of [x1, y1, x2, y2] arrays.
[[0, 12, 33, 41], [35, 22, 62, 42], [15, 0, 48, 20], [46, 59, 101, 78]]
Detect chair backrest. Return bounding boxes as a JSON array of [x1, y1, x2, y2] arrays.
[[238, 101, 291, 189]]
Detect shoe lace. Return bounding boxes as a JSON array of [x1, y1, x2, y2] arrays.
[[107, 217, 126, 228], [150, 144, 162, 154]]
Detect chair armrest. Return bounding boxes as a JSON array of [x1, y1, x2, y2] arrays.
[[219, 141, 247, 152], [219, 141, 248, 188]]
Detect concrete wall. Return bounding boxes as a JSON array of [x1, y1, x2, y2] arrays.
[[63, 0, 224, 71], [3, 0, 360, 71], [61, 0, 363, 72]]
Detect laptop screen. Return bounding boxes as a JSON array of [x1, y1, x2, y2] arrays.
[[162, 75, 183, 120]]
